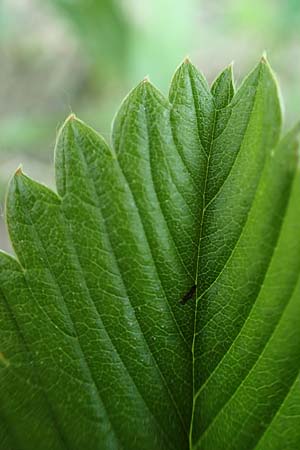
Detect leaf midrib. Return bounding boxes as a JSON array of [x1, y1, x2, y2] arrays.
[[189, 96, 217, 449], [189, 66, 266, 447]]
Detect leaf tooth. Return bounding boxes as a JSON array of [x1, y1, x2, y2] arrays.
[[14, 164, 23, 177], [112, 76, 170, 155], [9, 169, 57, 201], [211, 63, 235, 109], [169, 57, 210, 105], [55, 112, 112, 200], [261, 50, 268, 63], [135, 76, 169, 105]]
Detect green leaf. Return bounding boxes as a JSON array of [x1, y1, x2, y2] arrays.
[[0, 58, 299, 450]]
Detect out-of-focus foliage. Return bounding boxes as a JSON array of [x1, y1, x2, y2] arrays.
[[49, 0, 130, 78], [227, 0, 300, 39], [48, 0, 195, 89]]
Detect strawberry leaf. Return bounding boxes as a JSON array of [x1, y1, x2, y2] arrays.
[[1, 58, 299, 450]]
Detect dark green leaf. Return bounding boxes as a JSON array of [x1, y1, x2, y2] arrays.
[[0, 58, 299, 450]]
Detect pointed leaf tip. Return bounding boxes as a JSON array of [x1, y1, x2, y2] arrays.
[[132, 76, 165, 102], [228, 61, 234, 72], [261, 51, 268, 63], [60, 113, 78, 132], [55, 113, 82, 151], [15, 166, 23, 177], [64, 113, 78, 128]]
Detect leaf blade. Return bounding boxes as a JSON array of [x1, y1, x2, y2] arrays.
[[0, 58, 299, 450]]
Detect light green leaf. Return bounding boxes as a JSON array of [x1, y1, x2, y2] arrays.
[[0, 58, 299, 450]]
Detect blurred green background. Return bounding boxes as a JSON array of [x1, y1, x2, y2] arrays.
[[1, 0, 300, 251]]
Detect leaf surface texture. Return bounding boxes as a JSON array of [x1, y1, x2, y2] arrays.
[[0, 59, 299, 450]]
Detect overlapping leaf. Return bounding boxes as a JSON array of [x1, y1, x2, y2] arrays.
[[0, 58, 299, 450]]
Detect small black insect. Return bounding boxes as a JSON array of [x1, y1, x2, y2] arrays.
[[180, 284, 196, 305]]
